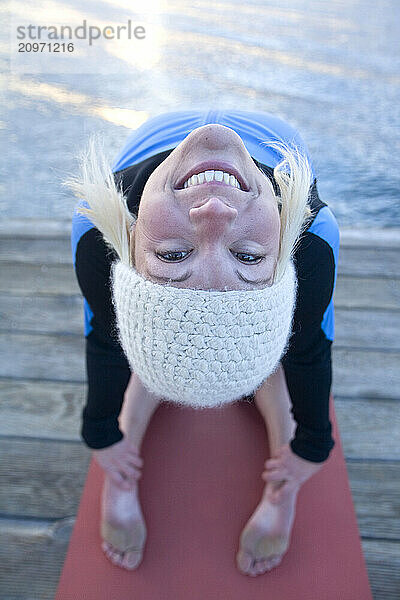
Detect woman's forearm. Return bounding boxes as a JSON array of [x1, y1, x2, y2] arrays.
[[254, 363, 296, 457], [118, 372, 162, 448]]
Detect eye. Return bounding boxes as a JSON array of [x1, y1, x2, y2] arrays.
[[233, 252, 265, 264], [156, 250, 192, 262]]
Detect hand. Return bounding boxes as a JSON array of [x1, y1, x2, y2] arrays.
[[93, 437, 143, 490], [261, 444, 324, 503]]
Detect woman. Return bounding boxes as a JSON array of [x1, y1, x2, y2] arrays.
[[69, 109, 339, 577]]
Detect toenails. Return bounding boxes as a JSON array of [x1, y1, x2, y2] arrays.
[[236, 549, 253, 574], [102, 540, 143, 570], [254, 559, 269, 574], [236, 550, 283, 576], [121, 552, 142, 570], [265, 555, 282, 571]]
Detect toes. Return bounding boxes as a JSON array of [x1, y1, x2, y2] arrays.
[[102, 542, 124, 566], [101, 541, 116, 561], [246, 555, 283, 576], [237, 550, 268, 577], [264, 555, 282, 571], [110, 549, 123, 564], [254, 559, 270, 574], [121, 550, 142, 570], [248, 559, 267, 576], [102, 541, 143, 570], [270, 555, 282, 568], [236, 549, 254, 574], [108, 551, 122, 565]]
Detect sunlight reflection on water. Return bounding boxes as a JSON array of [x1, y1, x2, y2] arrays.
[[1, 0, 399, 226]]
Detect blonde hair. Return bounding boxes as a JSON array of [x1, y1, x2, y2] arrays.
[[64, 134, 314, 282], [63, 133, 135, 266], [265, 140, 314, 282]]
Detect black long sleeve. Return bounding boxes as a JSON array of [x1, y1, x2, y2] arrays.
[[281, 231, 336, 462], [74, 227, 131, 449]]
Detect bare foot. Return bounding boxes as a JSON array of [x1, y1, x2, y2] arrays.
[[100, 472, 146, 570], [236, 482, 299, 576]]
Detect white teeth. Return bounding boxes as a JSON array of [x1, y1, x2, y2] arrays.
[[182, 169, 241, 189]]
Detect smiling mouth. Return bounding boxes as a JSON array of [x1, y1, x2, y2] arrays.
[[175, 161, 249, 191], [183, 169, 241, 190]]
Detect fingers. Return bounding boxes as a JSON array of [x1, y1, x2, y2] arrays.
[[264, 457, 282, 469], [262, 467, 288, 482], [124, 442, 144, 467], [109, 468, 140, 490], [108, 469, 132, 490], [93, 439, 144, 488], [262, 472, 283, 483], [121, 463, 142, 482], [127, 453, 144, 468], [109, 448, 143, 473]]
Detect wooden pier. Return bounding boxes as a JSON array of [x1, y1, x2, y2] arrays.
[[0, 220, 399, 599]]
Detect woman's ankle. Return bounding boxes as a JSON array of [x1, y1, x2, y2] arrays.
[[263, 480, 300, 505]]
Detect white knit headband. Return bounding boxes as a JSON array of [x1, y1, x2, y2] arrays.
[[112, 258, 298, 408]]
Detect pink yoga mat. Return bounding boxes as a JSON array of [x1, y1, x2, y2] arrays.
[[55, 395, 372, 599]]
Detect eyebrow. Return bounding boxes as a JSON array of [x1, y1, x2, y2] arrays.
[[146, 269, 271, 285]]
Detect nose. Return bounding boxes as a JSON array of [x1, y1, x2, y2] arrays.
[[189, 197, 238, 238]]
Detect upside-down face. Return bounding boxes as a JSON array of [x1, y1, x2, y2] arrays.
[[130, 124, 281, 291]]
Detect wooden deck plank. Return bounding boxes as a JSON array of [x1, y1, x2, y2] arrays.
[[2, 221, 398, 246], [0, 293, 84, 335], [334, 398, 400, 460], [334, 275, 400, 311], [363, 539, 400, 600], [1, 262, 399, 312], [0, 332, 86, 382], [334, 276, 400, 311], [1, 378, 398, 460], [332, 347, 400, 400], [0, 219, 72, 238], [337, 247, 400, 279], [334, 308, 400, 350], [2, 237, 400, 279], [0, 238, 73, 265], [338, 228, 400, 248], [0, 378, 85, 440], [2, 293, 400, 350], [0, 438, 90, 519], [0, 263, 79, 296], [1, 332, 399, 399], [346, 460, 400, 539], [0, 516, 74, 600]]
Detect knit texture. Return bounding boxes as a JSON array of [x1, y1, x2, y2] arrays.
[[111, 260, 298, 408]]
